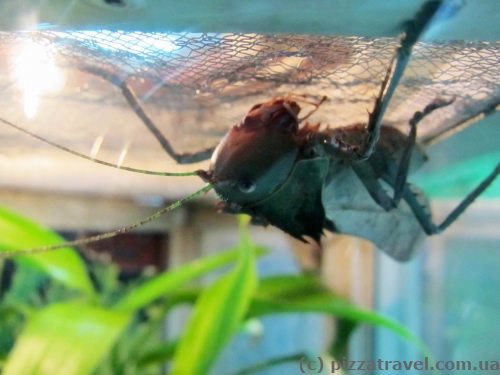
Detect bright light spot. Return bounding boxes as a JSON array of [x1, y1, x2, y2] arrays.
[[117, 144, 130, 167], [23, 91, 40, 119], [90, 135, 104, 159], [12, 41, 65, 119]]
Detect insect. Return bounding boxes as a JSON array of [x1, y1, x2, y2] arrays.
[[1, 1, 499, 261]]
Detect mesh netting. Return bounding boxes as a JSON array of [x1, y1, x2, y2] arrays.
[[0, 30, 499, 170]]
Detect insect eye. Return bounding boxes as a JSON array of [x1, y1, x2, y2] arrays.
[[238, 178, 256, 193]]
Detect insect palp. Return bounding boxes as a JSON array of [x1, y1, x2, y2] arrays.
[[297, 95, 327, 123]]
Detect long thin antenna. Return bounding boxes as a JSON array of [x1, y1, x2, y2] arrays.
[[0, 184, 213, 258], [0, 117, 198, 177]]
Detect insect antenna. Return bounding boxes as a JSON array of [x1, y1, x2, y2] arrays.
[[0, 184, 213, 258], [0, 116, 199, 177]]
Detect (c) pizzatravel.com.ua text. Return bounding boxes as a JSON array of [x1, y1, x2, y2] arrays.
[[299, 357, 500, 373]]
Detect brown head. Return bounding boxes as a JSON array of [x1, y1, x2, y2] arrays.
[[198, 98, 302, 206]]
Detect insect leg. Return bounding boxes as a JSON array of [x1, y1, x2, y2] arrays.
[[438, 161, 500, 231], [402, 161, 500, 235], [81, 65, 216, 164], [310, 96, 453, 214], [305, 130, 397, 211], [392, 97, 455, 203], [305, 131, 362, 161], [360, 1, 443, 159], [422, 98, 500, 147], [349, 162, 396, 211]]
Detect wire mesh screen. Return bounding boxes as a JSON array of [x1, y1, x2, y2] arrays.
[[0, 31, 499, 173]]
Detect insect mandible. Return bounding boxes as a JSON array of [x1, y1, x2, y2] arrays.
[[1, 0, 499, 261]]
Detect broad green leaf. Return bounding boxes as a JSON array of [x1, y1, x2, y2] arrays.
[[115, 245, 267, 312], [249, 275, 433, 360], [2, 302, 130, 375], [0, 206, 94, 295], [141, 274, 431, 359], [171, 217, 258, 375]]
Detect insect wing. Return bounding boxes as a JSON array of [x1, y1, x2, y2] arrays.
[[322, 160, 430, 262]]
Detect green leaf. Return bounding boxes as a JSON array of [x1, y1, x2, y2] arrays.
[[115, 245, 267, 313], [2, 302, 131, 375], [144, 274, 432, 360], [136, 340, 178, 368], [170, 218, 258, 375], [329, 318, 358, 359], [0, 206, 95, 296], [231, 353, 308, 375], [248, 275, 433, 360]]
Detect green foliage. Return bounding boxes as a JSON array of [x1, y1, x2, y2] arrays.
[[0, 206, 94, 295], [115, 244, 267, 313], [171, 217, 257, 375], [2, 303, 130, 375], [0, 207, 433, 375]]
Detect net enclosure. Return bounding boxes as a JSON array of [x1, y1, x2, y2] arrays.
[[0, 26, 499, 194]]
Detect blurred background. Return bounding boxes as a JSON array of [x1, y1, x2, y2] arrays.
[[0, 0, 499, 374]]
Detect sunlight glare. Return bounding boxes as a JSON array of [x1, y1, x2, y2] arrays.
[[117, 144, 130, 168], [13, 40, 65, 119], [90, 135, 104, 159]]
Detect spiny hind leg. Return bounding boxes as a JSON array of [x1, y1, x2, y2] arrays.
[[392, 97, 455, 204], [80, 65, 215, 164], [360, 1, 443, 160], [349, 97, 455, 212], [402, 161, 500, 234]]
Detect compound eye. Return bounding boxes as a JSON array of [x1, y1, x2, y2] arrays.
[[238, 178, 256, 193]]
